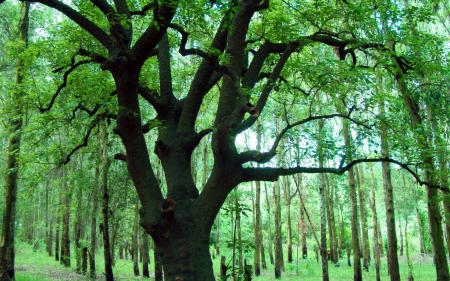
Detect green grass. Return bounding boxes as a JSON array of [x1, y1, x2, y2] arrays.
[[14, 242, 436, 280]]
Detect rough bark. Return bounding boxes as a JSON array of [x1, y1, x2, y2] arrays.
[[0, 3, 29, 280], [142, 230, 150, 278]]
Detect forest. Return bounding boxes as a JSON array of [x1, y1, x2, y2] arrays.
[[0, 0, 449, 280]]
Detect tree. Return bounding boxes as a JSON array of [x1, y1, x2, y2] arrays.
[[20, 1, 448, 280], [0, 2, 29, 280]]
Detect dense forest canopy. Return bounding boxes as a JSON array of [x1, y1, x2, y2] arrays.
[[1, 0, 450, 280]]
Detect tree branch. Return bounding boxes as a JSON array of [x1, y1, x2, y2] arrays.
[[28, 0, 110, 47], [238, 112, 372, 164], [40, 60, 92, 113], [241, 157, 449, 192]]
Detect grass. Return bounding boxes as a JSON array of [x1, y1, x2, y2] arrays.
[[14, 242, 437, 280]]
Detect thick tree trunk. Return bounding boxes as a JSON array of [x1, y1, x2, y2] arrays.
[[0, 3, 29, 280], [142, 230, 150, 278], [154, 243, 163, 281], [100, 122, 114, 281]]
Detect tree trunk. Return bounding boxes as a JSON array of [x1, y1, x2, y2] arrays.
[[0, 3, 29, 280], [370, 167, 381, 281], [399, 219, 403, 257], [298, 174, 307, 259], [100, 121, 114, 281], [283, 176, 293, 264], [132, 197, 140, 276], [317, 117, 329, 281], [55, 211, 60, 262], [215, 212, 221, 257], [416, 208, 426, 254], [253, 121, 262, 275], [142, 230, 150, 278], [74, 180, 84, 273], [341, 118, 362, 281], [378, 75, 401, 281], [60, 166, 72, 268], [396, 71, 449, 280], [90, 166, 100, 278], [326, 175, 338, 263], [264, 182, 275, 264], [273, 179, 283, 278], [355, 165, 370, 271], [154, 243, 163, 281]]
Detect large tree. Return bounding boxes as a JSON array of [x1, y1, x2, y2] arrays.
[[17, 0, 447, 280]]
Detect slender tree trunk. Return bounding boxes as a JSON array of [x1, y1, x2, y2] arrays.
[[55, 210, 60, 262], [396, 71, 449, 280], [297, 174, 307, 259], [0, 3, 29, 280], [215, 212, 221, 256], [100, 121, 114, 281], [399, 219, 403, 257], [283, 176, 293, 264], [325, 175, 337, 263], [75, 181, 84, 273], [416, 208, 426, 255], [264, 182, 275, 264], [370, 167, 381, 281], [142, 230, 150, 278], [253, 179, 262, 275], [90, 166, 100, 278], [273, 180, 283, 278], [60, 166, 72, 267], [132, 196, 140, 276], [378, 75, 401, 281], [341, 118, 362, 281], [355, 165, 370, 271], [317, 117, 329, 281], [405, 220, 414, 281], [47, 184, 53, 257]]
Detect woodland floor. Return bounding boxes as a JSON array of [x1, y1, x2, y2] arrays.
[[14, 242, 437, 281]]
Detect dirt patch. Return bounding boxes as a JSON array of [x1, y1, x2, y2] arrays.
[[16, 264, 88, 281]]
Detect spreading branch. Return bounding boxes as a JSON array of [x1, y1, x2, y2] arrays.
[[238, 112, 372, 165], [40, 60, 92, 113], [242, 157, 449, 192]]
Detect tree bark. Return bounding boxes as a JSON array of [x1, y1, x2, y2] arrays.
[[253, 121, 262, 275], [264, 182, 275, 265], [142, 230, 150, 278], [0, 3, 29, 280]]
